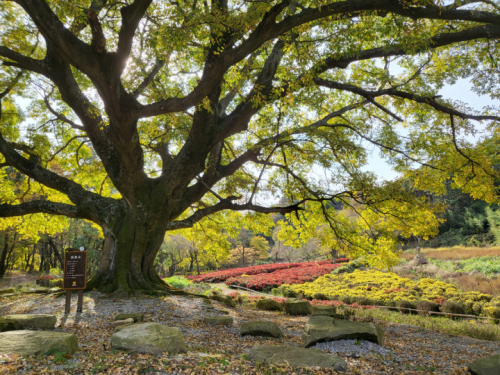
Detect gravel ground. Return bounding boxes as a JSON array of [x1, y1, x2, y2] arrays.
[[1, 291, 500, 374]]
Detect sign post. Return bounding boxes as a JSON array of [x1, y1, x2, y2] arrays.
[[63, 247, 87, 313]]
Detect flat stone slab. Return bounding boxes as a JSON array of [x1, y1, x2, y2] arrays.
[[112, 318, 134, 327], [0, 318, 22, 333], [0, 330, 77, 355], [248, 345, 346, 371], [312, 305, 336, 317], [241, 321, 282, 338], [302, 316, 383, 347], [0, 314, 56, 330], [115, 313, 144, 322], [468, 353, 500, 375], [204, 316, 233, 326], [111, 322, 187, 354], [256, 299, 284, 311], [285, 299, 312, 315], [209, 295, 236, 307]]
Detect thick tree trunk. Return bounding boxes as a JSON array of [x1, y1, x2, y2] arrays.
[[85, 213, 185, 296], [0, 232, 8, 279]]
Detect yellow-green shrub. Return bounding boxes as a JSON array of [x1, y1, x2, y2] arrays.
[[279, 269, 496, 317]]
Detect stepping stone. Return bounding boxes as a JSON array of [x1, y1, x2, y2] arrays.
[[0, 314, 56, 330], [204, 316, 233, 326], [209, 295, 236, 307], [111, 322, 187, 354], [0, 288, 15, 294], [0, 330, 77, 355], [114, 323, 136, 332], [115, 313, 144, 322], [285, 299, 312, 315], [468, 353, 500, 375], [241, 321, 282, 338], [0, 318, 22, 333], [256, 299, 284, 311], [248, 345, 346, 371], [112, 318, 134, 326], [312, 305, 336, 317], [302, 316, 383, 347]]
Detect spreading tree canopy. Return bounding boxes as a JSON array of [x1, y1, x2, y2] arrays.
[[1, 0, 500, 295]]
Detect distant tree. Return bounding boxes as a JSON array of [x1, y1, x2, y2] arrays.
[[1, 0, 499, 294]]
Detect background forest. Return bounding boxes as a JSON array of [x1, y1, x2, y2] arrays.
[[2, 183, 500, 280]]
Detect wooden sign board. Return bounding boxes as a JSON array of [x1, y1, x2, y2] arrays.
[[63, 250, 87, 290]]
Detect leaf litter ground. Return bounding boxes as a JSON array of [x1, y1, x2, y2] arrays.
[[1, 292, 499, 374]]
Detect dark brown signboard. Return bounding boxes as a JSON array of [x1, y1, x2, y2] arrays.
[[63, 250, 87, 290]]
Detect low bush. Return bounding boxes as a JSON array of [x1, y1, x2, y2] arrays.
[[440, 301, 466, 315], [416, 300, 440, 314], [163, 275, 192, 289], [36, 275, 55, 287], [278, 269, 498, 318], [397, 300, 416, 314], [225, 263, 341, 291], [188, 260, 342, 283]]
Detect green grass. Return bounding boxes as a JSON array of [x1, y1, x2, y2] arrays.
[[163, 275, 192, 289], [355, 307, 500, 341], [430, 256, 500, 276]]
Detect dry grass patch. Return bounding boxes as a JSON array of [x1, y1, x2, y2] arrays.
[[401, 246, 500, 261], [450, 274, 500, 296]]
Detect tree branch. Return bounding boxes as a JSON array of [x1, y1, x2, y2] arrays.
[[116, 0, 153, 75], [132, 58, 165, 99], [314, 78, 500, 122], [167, 200, 304, 230], [0, 200, 84, 219]]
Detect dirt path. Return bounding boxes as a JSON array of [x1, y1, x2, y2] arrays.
[[0, 272, 39, 289], [1, 291, 500, 374], [212, 282, 273, 298]]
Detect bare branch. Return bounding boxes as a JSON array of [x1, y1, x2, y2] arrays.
[[116, 0, 153, 74], [0, 200, 84, 219], [314, 78, 500, 122], [43, 94, 85, 131], [132, 58, 165, 99], [167, 200, 304, 230]]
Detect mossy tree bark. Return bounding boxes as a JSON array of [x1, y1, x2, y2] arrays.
[[1, 0, 500, 294]]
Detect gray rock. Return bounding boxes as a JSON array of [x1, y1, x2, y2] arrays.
[[312, 305, 336, 317], [0, 318, 22, 332], [0, 288, 15, 294], [112, 318, 134, 326], [0, 314, 56, 329], [115, 313, 144, 322], [412, 253, 428, 265], [114, 323, 140, 332], [0, 330, 77, 355], [111, 322, 187, 354], [468, 353, 500, 375], [209, 295, 236, 308], [110, 289, 129, 299], [204, 316, 233, 326], [248, 345, 346, 371], [241, 321, 283, 338], [302, 316, 383, 347], [256, 299, 284, 311], [285, 299, 312, 316]]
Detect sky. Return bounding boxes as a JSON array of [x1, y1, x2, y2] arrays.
[[362, 78, 497, 182]]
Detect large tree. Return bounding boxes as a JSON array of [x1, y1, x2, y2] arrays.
[[0, 0, 499, 295]]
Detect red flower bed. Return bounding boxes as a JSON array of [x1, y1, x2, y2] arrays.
[[225, 263, 341, 291], [188, 260, 339, 283]]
